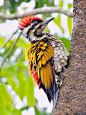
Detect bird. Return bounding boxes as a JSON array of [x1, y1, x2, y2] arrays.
[[19, 15, 68, 108]]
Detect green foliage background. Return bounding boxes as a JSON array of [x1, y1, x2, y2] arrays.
[[0, 0, 73, 115]]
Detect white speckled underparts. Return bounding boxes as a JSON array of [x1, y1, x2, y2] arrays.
[[47, 34, 69, 86]]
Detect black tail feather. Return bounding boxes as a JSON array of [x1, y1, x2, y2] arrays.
[[53, 83, 59, 108], [40, 82, 59, 108], [40, 83, 52, 102]]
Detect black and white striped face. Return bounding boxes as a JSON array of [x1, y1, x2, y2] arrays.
[[19, 15, 54, 42], [21, 21, 47, 42]]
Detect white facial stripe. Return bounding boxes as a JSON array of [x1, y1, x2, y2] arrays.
[[29, 29, 36, 40], [34, 23, 41, 29], [23, 26, 30, 35], [23, 22, 37, 36]]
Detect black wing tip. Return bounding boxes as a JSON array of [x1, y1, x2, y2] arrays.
[[46, 85, 59, 108], [40, 81, 59, 108], [40, 82, 52, 102]]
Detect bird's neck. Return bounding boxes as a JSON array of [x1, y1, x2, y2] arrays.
[[29, 32, 50, 42]]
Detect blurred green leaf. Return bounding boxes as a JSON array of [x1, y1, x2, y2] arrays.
[[1, 62, 18, 89], [26, 76, 35, 106], [2, 61, 11, 69], [59, 0, 63, 7], [1, 67, 17, 90], [0, 110, 8, 115], [35, 0, 54, 8], [23, 7, 27, 10], [0, 40, 16, 58], [3, 0, 30, 13], [7, 77, 16, 90], [0, 37, 5, 47], [20, 106, 29, 111], [67, 17, 72, 36], [68, 3, 73, 9], [4, 65, 17, 78], [44, 27, 50, 33], [42, 13, 52, 20], [16, 0, 30, 6], [9, 0, 16, 13], [11, 108, 22, 115], [16, 71, 26, 100], [54, 34, 70, 53], [0, 6, 2, 11], [59, 37, 70, 53], [54, 14, 64, 33], [0, 84, 12, 114], [0, 41, 12, 57], [17, 38, 28, 52], [35, 106, 41, 115], [15, 62, 28, 70]]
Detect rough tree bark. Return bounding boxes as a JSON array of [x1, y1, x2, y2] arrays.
[[51, 0, 86, 115]]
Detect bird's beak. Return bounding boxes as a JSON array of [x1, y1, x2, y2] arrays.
[[41, 17, 55, 26], [37, 17, 55, 35]]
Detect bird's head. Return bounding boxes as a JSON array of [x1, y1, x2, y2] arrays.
[[19, 15, 54, 42]]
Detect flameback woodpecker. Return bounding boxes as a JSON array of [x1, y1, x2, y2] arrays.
[[19, 15, 68, 108]]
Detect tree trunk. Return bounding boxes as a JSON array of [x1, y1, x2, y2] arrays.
[[51, 0, 86, 114]]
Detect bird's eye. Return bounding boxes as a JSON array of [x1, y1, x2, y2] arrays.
[[30, 19, 32, 21]]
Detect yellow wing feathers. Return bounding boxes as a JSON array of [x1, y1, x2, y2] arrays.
[[25, 40, 54, 89], [41, 62, 53, 89]]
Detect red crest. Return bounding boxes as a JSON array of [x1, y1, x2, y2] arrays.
[[19, 15, 43, 29]]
